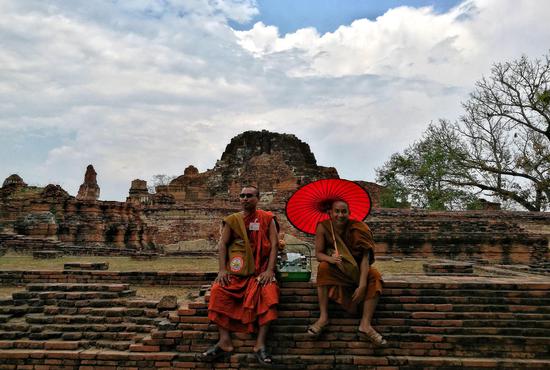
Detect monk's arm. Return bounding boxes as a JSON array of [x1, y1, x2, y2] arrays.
[[215, 223, 232, 286], [314, 224, 340, 264], [258, 219, 278, 285]]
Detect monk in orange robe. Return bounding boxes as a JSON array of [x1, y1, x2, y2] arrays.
[[200, 185, 279, 366], [309, 200, 386, 346]]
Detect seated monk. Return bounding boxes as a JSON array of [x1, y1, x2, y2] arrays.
[[199, 185, 279, 366], [309, 199, 386, 346]]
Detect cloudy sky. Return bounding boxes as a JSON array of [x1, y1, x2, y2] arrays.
[[1, 0, 549, 200]]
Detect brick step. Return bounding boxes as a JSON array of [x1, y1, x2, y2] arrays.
[[382, 282, 550, 291], [0, 349, 547, 369], [0, 305, 42, 315], [21, 297, 158, 309], [223, 345, 546, 360], [205, 335, 548, 359], [0, 314, 12, 323], [178, 311, 550, 328], [381, 295, 550, 305], [0, 298, 14, 305], [376, 310, 550, 320], [173, 351, 550, 368], [13, 289, 136, 301], [165, 330, 549, 359], [278, 297, 550, 311], [26, 314, 140, 325], [382, 288, 550, 298], [0, 340, 89, 350], [95, 340, 134, 351], [374, 317, 550, 329], [376, 303, 550, 314], [0, 322, 30, 332], [280, 283, 550, 294], [0, 330, 27, 339], [271, 312, 550, 330], [29, 323, 156, 334], [271, 322, 550, 336], [25, 283, 131, 292], [38, 306, 157, 317]]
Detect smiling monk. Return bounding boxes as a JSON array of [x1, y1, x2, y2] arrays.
[[309, 199, 386, 346]]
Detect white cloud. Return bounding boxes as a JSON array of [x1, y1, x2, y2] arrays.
[[0, 0, 548, 200]]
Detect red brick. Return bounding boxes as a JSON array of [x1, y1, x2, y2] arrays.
[[128, 344, 160, 352]]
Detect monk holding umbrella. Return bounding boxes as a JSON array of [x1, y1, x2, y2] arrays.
[[286, 179, 386, 346]]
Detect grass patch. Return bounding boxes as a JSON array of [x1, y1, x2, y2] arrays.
[[0, 254, 218, 272], [0, 253, 424, 274]]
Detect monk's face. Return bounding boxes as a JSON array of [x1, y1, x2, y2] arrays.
[[239, 187, 259, 211], [329, 200, 349, 226]]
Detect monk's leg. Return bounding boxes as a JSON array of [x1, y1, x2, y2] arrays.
[[310, 286, 329, 330], [253, 323, 270, 351], [359, 292, 379, 332], [217, 326, 234, 352]]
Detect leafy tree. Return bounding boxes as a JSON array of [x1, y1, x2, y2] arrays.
[[377, 52, 550, 211], [376, 122, 476, 210]]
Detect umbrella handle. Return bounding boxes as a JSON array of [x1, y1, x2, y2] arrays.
[[328, 220, 340, 257]]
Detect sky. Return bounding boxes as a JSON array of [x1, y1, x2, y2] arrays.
[[1, 0, 549, 201]]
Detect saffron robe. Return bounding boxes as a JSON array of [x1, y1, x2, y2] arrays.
[[316, 219, 383, 314], [208, 210, 279, 333]]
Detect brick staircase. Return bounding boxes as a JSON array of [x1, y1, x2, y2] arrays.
[[0, 283, 164, 351], [0, 277, 548, 369], [139, 277, 550, 369]]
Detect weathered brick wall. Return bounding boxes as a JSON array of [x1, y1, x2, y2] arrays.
[[143, 205, 550, 265]]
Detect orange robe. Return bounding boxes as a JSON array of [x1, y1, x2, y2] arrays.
[[208, 210, 279, 333], [316, 219, 383, 314]]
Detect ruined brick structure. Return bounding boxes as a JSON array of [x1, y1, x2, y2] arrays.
[[76, 164, 100, 201], [0, 168, 154, 251], [0, 130, 548, 265], [155, 130, 339, 203]]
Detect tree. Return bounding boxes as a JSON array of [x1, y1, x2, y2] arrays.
[[447, 52, 550, 211], [377, 52, 550, 211], [148, 174, 176, 193], [376, 122, 477, 210]]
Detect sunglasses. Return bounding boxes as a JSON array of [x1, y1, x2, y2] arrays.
[[239, 193, 256, 198]]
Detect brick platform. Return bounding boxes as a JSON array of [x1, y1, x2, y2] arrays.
[[0, 275, 548, 369]]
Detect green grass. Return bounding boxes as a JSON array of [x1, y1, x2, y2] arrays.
[[0, 254, 218, 272], [0, 253, 426, 274]]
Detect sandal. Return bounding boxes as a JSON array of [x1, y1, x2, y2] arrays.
[[358, 328, 387, 346], [197, 344, 232, 362], [307, 321, 328, 337], [254, 347, 274, 367]]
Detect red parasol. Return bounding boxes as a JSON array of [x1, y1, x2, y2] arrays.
[[285, 178, 371, 235]]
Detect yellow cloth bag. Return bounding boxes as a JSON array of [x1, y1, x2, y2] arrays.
[[223, 213, 255, 276]]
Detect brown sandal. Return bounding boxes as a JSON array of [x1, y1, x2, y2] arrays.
[[307, 322, 328, 337], [358, 328, 387, 346]]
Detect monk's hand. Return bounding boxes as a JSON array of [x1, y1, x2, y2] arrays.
[[330, 254, 343, 266], [215, 270, 230, 286], [257, 270, 275, 286], [352, 285, 367, 304]]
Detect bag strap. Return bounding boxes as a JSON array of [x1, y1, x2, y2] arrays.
[[235, 213, 251, 248]]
